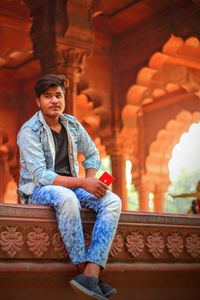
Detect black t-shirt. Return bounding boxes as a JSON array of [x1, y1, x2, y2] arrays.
[[51, 125, 71, 176]]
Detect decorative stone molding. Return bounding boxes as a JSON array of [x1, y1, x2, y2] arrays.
[[62, 48, 88, 73], [52, 232, 68, 258], [110, 232, 123, 258], [147, 232, 165, 258], [26, 226, 50, 258], [1, 204, 200, 262], [126, 231, 144, 258], [185, 233, 200, 258], [166, 232, 184, 258], [0, 226, 24, 258]]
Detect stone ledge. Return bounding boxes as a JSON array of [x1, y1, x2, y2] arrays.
[[1, 203, 200, 300], [0, 203, 200, 262]]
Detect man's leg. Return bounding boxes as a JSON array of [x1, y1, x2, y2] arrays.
[[70, 189, 121, 298], [74, 188, 122, 269], [30, 185, 87, 265]]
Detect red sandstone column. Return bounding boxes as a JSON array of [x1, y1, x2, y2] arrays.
[[26, 0, 93, 116], [105, 137, 128, 210], [139, 186, 150, 211], [60, 49, 88, 116], [137, 180, 154, 212], [111, 154, 127, 211], [154, 183, 168, 213]]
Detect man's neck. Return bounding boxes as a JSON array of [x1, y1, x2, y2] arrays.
[[46, 116, 62, 134], [41, 112, 60, 127]]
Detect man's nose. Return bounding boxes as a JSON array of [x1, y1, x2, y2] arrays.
[[51, 96, 58, 102]]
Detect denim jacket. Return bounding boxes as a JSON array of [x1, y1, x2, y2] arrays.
[[17, 111, 101, 195]]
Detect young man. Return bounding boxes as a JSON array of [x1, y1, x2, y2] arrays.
[[17, 74, 121, 300]]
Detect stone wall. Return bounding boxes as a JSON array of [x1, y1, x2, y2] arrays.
[[0, 204, 200, 300]]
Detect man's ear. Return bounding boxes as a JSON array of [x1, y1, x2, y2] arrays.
[[36, 97, 40, 108]]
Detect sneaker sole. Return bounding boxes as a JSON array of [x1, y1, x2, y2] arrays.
[[105, 288, 117, 298], [69, 279, 107, 300]]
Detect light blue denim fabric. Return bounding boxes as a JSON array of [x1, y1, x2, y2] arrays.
[[17, 111, 101, 195], [17, 110, 121, 268], [30, 186, 122, 268]]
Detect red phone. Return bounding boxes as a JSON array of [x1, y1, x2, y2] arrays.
[[99, 172, 115, 186]]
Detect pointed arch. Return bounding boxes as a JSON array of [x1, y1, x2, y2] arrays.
[[122, 35, 200, 132], [146, 110, 200, 182], [121, 35, 200, 211]]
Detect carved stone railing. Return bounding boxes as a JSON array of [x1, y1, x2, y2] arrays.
[[0, 203, 200, 300]]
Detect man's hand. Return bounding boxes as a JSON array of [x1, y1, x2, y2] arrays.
[[81, 177, 109, 198], [53, 171, 109, 198]]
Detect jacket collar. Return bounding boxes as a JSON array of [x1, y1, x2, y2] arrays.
[[38, 110, 76, 126]]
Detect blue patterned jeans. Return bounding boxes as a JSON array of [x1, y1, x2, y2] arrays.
[[30, 185, 122, 268]]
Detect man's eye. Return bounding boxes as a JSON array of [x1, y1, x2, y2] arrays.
[[57, 95, 62, 99], [45, 95, 51, 99]]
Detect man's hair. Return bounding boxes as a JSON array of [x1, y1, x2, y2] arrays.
[[34, 74, 69, 97]]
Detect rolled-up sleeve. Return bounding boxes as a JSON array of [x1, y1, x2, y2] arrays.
[[76, 122, 101, 171], [17, 127, 57, 186]]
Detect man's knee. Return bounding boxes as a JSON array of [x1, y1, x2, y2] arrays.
[[112, 193, 122, 214], [58, 189, 80, 218], [103, 192, 122, 215]]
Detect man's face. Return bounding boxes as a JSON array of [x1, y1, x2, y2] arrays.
[[36, 86, 65, 118]]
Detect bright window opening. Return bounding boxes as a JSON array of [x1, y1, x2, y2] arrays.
[[167, 122, 200, 213]]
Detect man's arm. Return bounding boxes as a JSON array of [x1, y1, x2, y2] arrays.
[[85, 168, 97, 178], [76, 121, 101, 171], [17, 127, 58, 187], [18, 123, 107, 197], [52, 172, 108, 198]]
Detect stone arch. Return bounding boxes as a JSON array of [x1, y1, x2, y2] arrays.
[[121, 34, 200, 212], [122, 35, 200, 131], [146, 110, 200, 183], [125, 35, 200, 110]]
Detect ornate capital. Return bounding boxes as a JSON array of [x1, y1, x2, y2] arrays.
[[104, 127, 138, 159], [26, 0, 94, 74], [62, 48, 89, 77]]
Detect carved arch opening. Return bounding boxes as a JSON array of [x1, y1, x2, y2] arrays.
[[145, 110, 200, 184], [122, 34, 200, 211]]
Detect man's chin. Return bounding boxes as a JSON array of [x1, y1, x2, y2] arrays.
[[43, 111, 62, 118]]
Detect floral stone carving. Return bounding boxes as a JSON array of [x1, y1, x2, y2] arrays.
[[186, 233, 200, 258], [110, 233, 123, 257], [0, 226, 24, 257], [126, 232, 144, 257], [52, 232, 68, 258], [147, 232, 164, 258], [26, 226, 50, 257], [166, 232, 184, 258]]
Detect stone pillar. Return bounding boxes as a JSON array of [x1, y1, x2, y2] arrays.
[[111, 153, 127, 211], [55, 48, 88, 115], [36, 47, 89, 115], [154, 181, 169, 213], [138, 185, 150, 212], [26, 0, 94, 115], [137, 179, 154, 212], [106, 135, 128, 211]]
